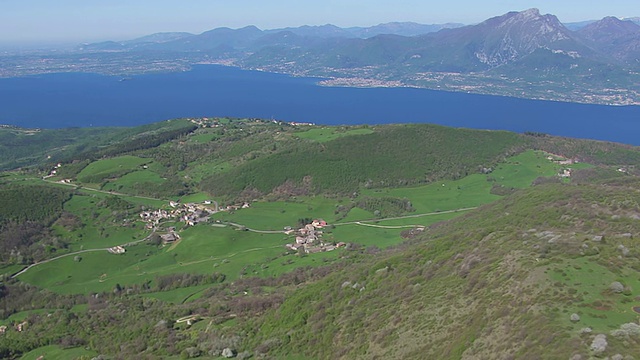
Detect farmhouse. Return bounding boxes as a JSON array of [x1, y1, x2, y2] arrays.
[[108, 246, 126, 254], [559, 169, 572, 178], [15, 321, 27, 332], [161, 232, 180, 244]]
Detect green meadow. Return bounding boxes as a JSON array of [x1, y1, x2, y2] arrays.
[[56, 194, 150, 251], [549, 256, 640, 332], [76, 155, 148, 184], [18, 226, 288, 294], [0, 309, 50, 327], [14, 150, 580, 297], [101, 169, 166, 193], [362, 150, 564, 213], [295, 127, 374, 142], [212, 197, 339, 230], [19, 345, 97, 360]]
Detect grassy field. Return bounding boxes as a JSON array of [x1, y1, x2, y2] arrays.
[[0, 264, 25, 277], [187, 132, 220, 144], [179, 192, 212, 203], [361, 150, 563, 214], [549, 256, 640, 332], [19, 345, 97, 360], [76, 155, 148, 184], [0, 309, 51, 326], [13, 150, 584, 297], [57, 194, 149, 251], [295, 127, 374, 142], [101, 169, 166, 193], [17, 225, 287, 294], [212, 197, 340, 230]]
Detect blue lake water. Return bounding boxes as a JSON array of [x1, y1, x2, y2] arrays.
[[1, 64, 639, 145]]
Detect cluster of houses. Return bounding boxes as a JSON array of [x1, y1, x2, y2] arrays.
[[139, 208, 173, 229], [559, 169, 572, 178], [285, 219, 346, 254], [545, 153, 577, 178], [0, 321, 28, 335], [187, 116, 317, 129], [139, 200, 252, 247], [188, 117, 222, 128], [139, 201, 213, 229], [42, 163, 63, 179], [218, 202, 251, 212], [108, 246, 125, 254], [168, 201, 213, 226]]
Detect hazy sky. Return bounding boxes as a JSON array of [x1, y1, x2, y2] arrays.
[[1, 0, 638, 44]]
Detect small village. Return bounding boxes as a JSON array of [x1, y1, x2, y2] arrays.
[[285, 219, 346, 254], [139, 201, 213, 229], [138, 200, 251, 246]]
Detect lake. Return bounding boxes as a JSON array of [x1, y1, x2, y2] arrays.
[[1, 64, 639, 145]]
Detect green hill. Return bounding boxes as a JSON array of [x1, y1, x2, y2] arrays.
[[243, 180, 640, 359], [1, 118, 640, 359]]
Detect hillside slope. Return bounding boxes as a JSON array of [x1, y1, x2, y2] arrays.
[[246, 180, 640, 359], [2, 119, 640, 359]]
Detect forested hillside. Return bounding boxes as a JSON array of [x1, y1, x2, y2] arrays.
[[200, 125, 523, 198]]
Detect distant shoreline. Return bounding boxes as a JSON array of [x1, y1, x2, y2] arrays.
[[1, 64, 639, 145]]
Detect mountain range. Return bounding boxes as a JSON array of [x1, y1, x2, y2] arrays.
[[74, 8, 640, 105]]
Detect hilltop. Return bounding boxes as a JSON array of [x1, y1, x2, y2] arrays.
[[1, 118, 640, 358]]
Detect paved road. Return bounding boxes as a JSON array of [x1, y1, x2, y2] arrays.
[[334, 207, 478, 226], [42, 178, 163, 202], [226, 222, 284, 234], [11, 232, 155, 279]]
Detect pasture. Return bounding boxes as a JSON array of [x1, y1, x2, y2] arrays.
[[18, 345, 97, 360], [76, 155, 148, 184], [549, 257, 640, 332], [14, 149, 581, 297], [295, 127, 374, 142]]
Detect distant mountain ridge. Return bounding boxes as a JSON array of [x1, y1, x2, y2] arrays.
[[68, 9, 640, 105], [79, 21, 464, 51]]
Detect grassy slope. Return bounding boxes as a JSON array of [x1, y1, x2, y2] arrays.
[[5, 119, 640, 359], [247, 180, 640, 359], [0, 119, 195, 172], [8, 149, 586, 295], [19, 345, 97, 360]]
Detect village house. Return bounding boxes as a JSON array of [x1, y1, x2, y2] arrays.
[[161, 232, 180, 244], [108, 246, 125, 254], [15, 321, 27, 332], [559, 169, 572, 178]]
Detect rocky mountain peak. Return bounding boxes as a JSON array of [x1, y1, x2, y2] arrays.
[[471, 8, 574, 67], [579, 16, 640, 40]]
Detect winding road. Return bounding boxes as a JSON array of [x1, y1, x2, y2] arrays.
[[11, 232, 156, 279], [12, 174, 477, 279]]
